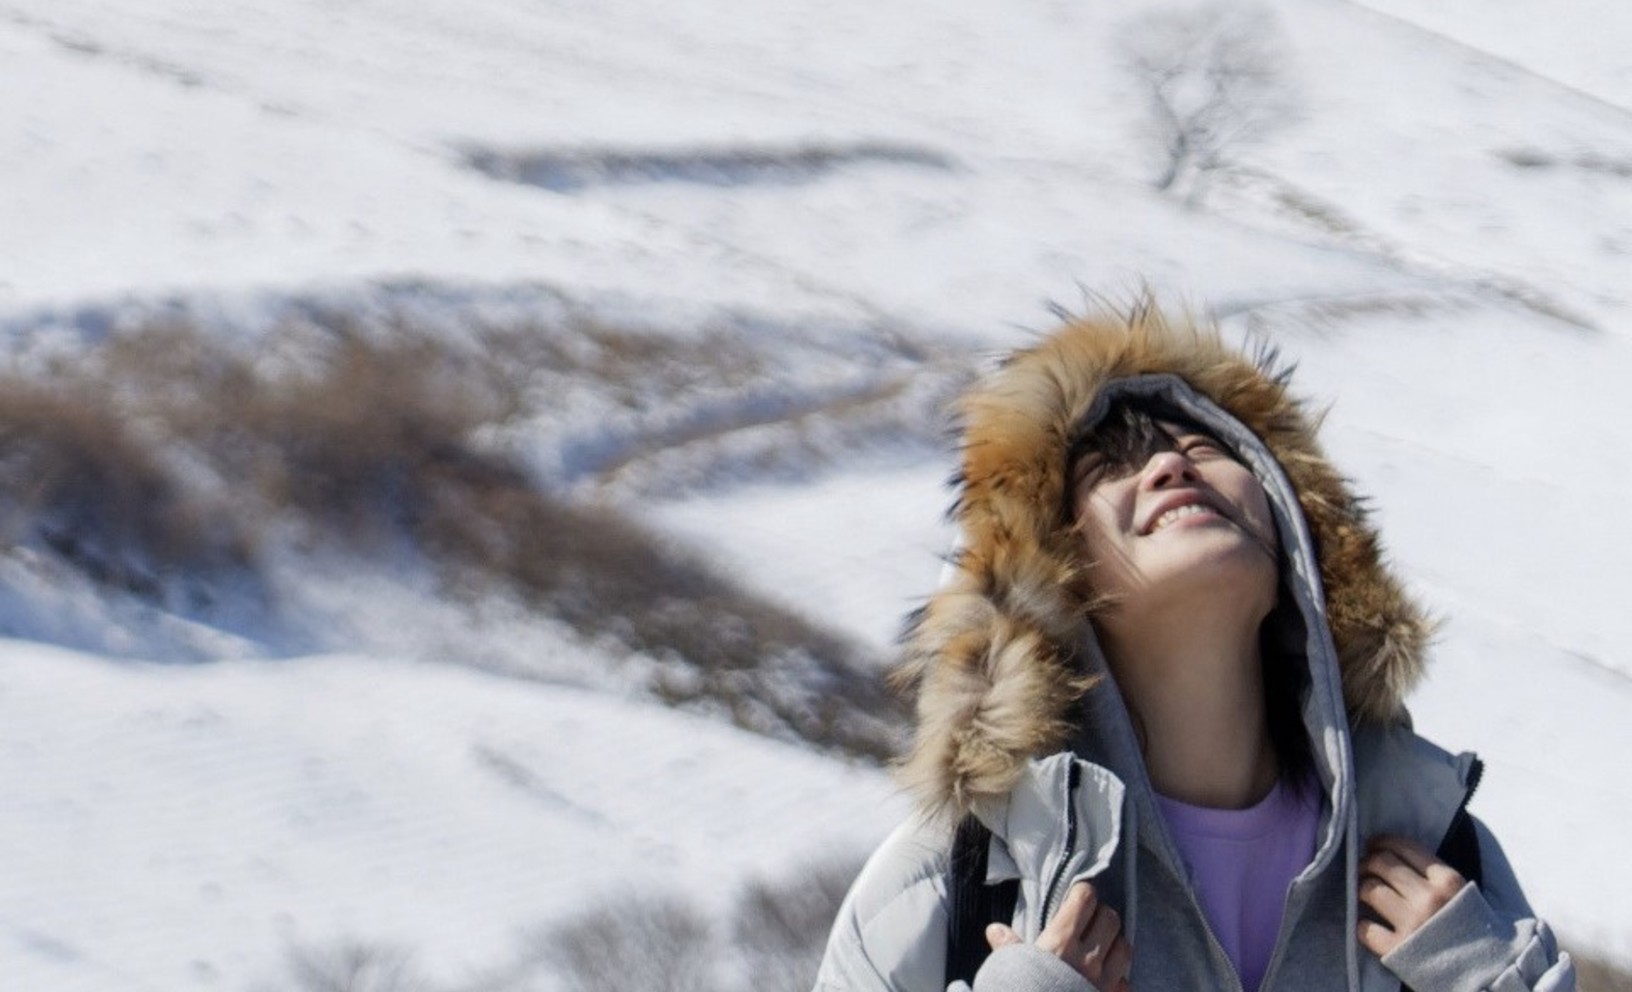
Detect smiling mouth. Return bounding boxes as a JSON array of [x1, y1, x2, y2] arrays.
[[1148, 502, 1221, 533]]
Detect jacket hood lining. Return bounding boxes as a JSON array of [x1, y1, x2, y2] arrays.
[[1078, 376, 1354, 867]]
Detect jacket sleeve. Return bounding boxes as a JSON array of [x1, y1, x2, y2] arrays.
[[813, 820, 953, 992], [813, 819, 1100, 992], [964, 945, 1098, 992], [1379, 817, 1575, 992], [819, 899, 1100, 992]]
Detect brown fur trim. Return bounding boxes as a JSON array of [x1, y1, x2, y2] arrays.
[[895, 302, 1432, 815]]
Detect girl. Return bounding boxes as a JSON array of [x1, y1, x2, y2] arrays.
[[816, 305, 1572, 992]]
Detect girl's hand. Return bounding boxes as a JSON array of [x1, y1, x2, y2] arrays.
[[987, 881, 1132, 992], [1357, 835, 1468, 957]]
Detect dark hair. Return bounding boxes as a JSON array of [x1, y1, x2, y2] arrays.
[[1064, 400, 1221, 516], [1066, 398, 1315, 788]]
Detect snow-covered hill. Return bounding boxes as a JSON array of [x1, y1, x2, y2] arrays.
[[0, 647, 902, 990], [1, 0, 1629, 987]]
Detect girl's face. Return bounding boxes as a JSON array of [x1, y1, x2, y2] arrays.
[[1071, 421, 1280, 621]]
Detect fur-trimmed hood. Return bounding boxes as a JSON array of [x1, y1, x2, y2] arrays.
[[895, 304, 1433, 817]]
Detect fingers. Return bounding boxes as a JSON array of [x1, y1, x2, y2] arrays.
[[1357, 917, 1401, 958], [1358, 835, 1470, 957], [1078, 900, 1122, 984], [1082, 893, 1121, 952], [1062, 879, 1100, 933], [1038, 881, 1098, 953], [1357, 875, 1408, 921], [1362, 836, 1467, 906], [1359, 849, 1420, 896], [1038, 882, 1132, 988], [1101, 932, 1134, 992], [1367, 835, 1437, 873], [985, 923, 1023, 950], [1421, 863, 1467, 901]]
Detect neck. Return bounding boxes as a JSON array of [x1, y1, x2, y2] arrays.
[[1100, 600, 1278, 809]]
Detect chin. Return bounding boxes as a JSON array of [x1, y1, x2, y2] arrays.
[[1166, 532, 1275, 575], [1161, 550, 1278, 606]]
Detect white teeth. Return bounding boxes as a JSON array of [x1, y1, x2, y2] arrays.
[[1152, 503, 1214, 532]]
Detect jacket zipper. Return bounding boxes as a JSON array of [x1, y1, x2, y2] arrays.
[[1040, 761, 1083, 926], [1459, 756, 1485, 811], [1190, 878, 1247, 992], [1039, 758, 1243, 990]]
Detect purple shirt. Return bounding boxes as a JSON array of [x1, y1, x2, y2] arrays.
[[1154, 778, 1322, 992]]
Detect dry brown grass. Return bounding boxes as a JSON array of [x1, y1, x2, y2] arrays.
[[0, 373, 249, 594], [0, 312, 907, 758], [194, 334, 517, 542], [420, 482, 903, 759]]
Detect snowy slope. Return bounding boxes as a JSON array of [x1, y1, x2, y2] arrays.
[[0, 0, 1629, 987], [1354, 0, 1632, 110], [0, 0, 1445, 331], [0, 646, 903, 991]]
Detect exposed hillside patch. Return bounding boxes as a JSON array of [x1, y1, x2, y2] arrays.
[[1209, 169, 1601, 332], [463, 141, 956, 192], [0, 373, 249, 600], [0, 289, 936, 759], [1497, 146, 1632, 179]]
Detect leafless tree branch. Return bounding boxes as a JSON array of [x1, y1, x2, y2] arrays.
[[1118, 4, 1297, 205]]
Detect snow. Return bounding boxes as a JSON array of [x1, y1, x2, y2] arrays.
[[1237, 303, 1632, 679], [1354, 0, 1632, 110], [651, 458, 954, 654], [0, 645, 903, 990], [1, 0, 1630, 985]]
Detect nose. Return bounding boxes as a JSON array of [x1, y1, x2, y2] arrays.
[[1139, 449, 1199, 491]]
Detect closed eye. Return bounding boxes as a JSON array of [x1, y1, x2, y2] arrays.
[[1073, 453, 1107, 488], [1178, 436, 1224, 458]]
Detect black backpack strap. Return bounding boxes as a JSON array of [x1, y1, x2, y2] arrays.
[[946, 815, 1021, 987], [1435, 805, 1483, 888], [1435, 756, 1485, 888], [1402, 760, 1486, 992]]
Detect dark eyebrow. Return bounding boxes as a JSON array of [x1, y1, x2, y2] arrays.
[[1065, 432, 1101, 476]]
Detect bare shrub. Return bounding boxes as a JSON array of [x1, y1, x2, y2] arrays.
[[194, 334, 518, 543], [732, 853, 867, 992], [0, 374, 247, 595], [277, 941, 432, 992], [523, 857, 865, 992], [541, 892, 718, 992], [419, 474, 905, 760], [0, 299, 912, 753], [1118, 3, 1297, 204], [0, 310, 906, 757]]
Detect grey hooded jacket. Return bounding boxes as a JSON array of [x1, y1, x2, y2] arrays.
[[814, 311, 1573, 992]]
